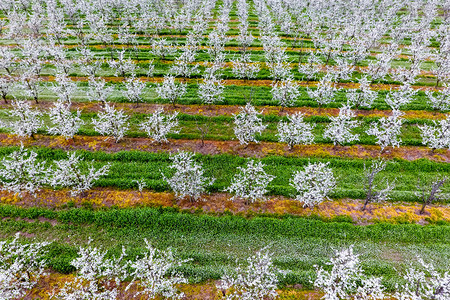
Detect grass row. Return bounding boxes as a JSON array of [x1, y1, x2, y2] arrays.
[[0, 205, 449, 289], [0, 110, 441, 147], [0, 146, 448, 203], [2, 82, 446, 112]]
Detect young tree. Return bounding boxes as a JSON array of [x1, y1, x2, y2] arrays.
[[3, 100, 43, 138], [425, 84, 450, 112], [323, 105, 360, 146], [271, 78, 300, 109], [385, 84, 417, 110], [51, 73, 77, 103], [162, 151, 214, 202], [346, 76, 377, 109], [298, 52, 322, 81], [226, 159, 275, 204], [395, 257, 450, 300], [366, 109, 404, 151], [416, 176, 448, 214], [198, 76, 225, 105], [419, 116, 450, 150], [307, 74, 337, 107], [314, 246, 385, 300], [47, 100, 84, 139], [290, 162, 336, 208], [50, 152, 111, 197], [125, 239, 191, 299], [217, 248, 281, 300], [140, 108, 179, 143], [108, 49, 135, 77], [151, 38, 176, 60], [156, 75, 187, 107], [233, 103, 267, 145], [0, 75, 14, 104], [123, 75, 146, 107], [0, 233, 49, 299], [92, 103, 129, 143], [277, 113, 315, 149], [0, 145, 49, 197], [231, 53, 261, 82], [87, 77, 114, 106], [52, 242, 127, 299], [362, 160, 396, 211]]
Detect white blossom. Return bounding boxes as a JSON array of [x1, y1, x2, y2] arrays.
[[52, 242, 127, 300], [198, 76, 225, 105], [314, 246, 384, 300], [125, 239, 191, 299], [425, 85, 450, 112], [4, 100, 43, 138], [307, 74, 337, 106], [123, 75, 146, 106], [92, 103, 129, 143], [50, 152, 111, 197], [346, 76, 377, 109], [277, 113, 315, 149], [290, 162, 336, 208], [156, 75, 187, 107], [217, 248, 280, 300], [162, 151, 214, 201], [48, 100, 84, 139], [0, 145, 49, 197], [366, 110, 404, 151], [419, 116, 450, 150], [231, 53, 261, 81], [0, 234, 49, 299], [140, 108, 179, 143], [323, 105, 360, 146], [233, 103, 267, 145], [271, 78, 300, 108], [395, 258, 450, 300], [226, 159, 274, 204]]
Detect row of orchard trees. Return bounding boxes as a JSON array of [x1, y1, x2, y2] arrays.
[[0, 146, 446, 214], [160, 151, 447, 214], [1, 233, 449, 299], [0, 0, 449, 110], [3, 100, 449, 151]]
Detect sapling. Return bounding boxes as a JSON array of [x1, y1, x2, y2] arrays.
[[233, 103, 267, 145], [140, 108, 179, 143], [290, 161, 336, 208], [92, 103, 129, 143], [217, 248, 281, 300], [419, 116, 450, 150], [366, 109, 404, 151], [416, 176, 448, 214], [226, 159, 275, 204], [277, 113, 315, 149], [162, 151, 214, 202], [323, 105, 360, 146], [362, 160, 396, 211], [156, 75, 187, 107], [48, 100, 84, 140], [50, 152, 111, 197], [314, 246, 385, 300], [0, 145, 49, 197]]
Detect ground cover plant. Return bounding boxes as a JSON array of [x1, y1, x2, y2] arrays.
[[0, 0, 449, 298]]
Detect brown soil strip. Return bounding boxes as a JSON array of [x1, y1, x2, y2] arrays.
[[0, 134, 448, 162], [1, 188, 448, 225]]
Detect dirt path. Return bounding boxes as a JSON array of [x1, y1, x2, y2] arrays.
[[0, 133, 448, 162], [2, 188, 448, 225]]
